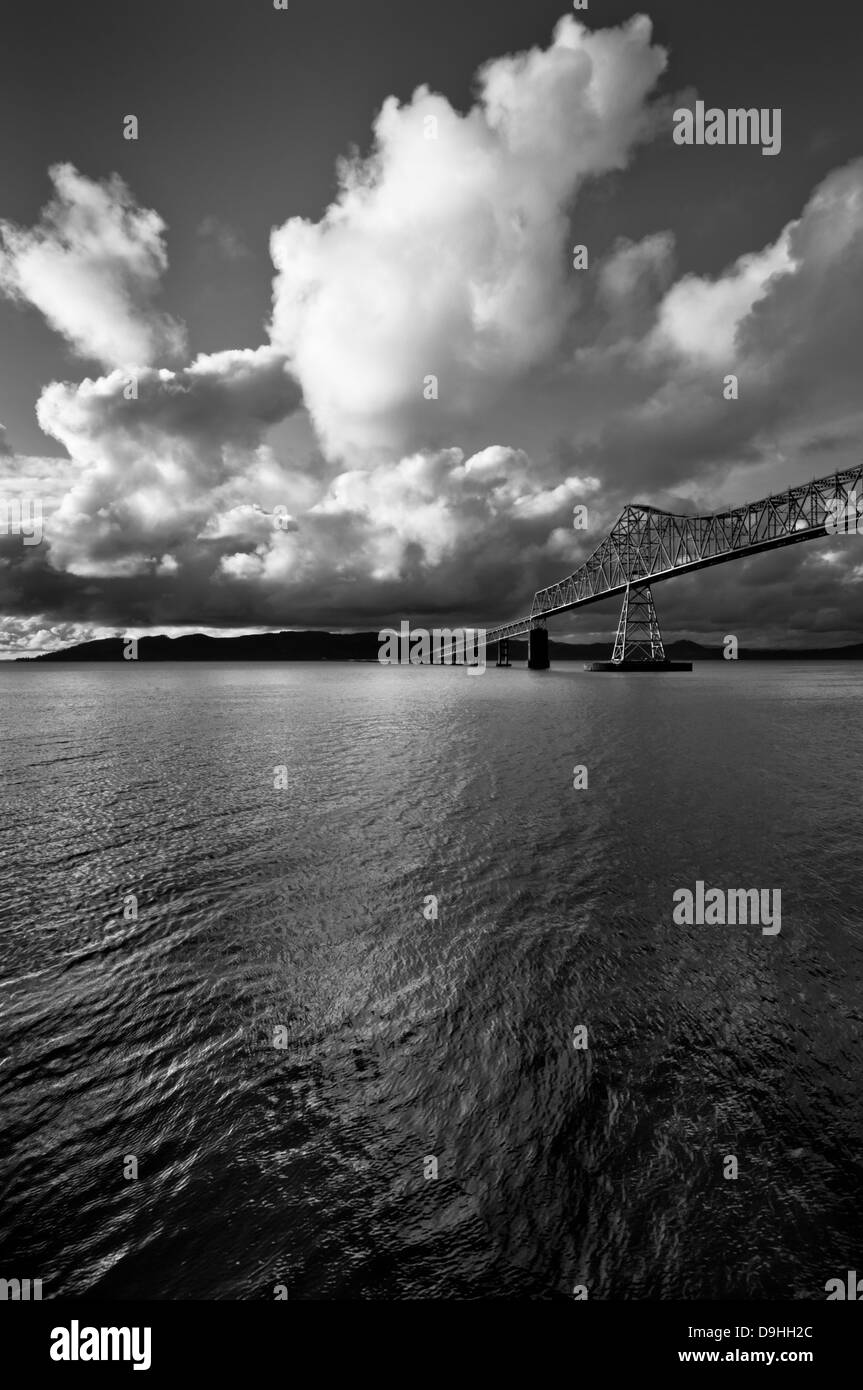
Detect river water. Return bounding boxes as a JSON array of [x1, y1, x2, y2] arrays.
[[1, 661, 861, 1299]]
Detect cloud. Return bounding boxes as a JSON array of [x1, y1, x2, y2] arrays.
[[34, 346, 302, 571], [0, 422, 11, 455], [649, 232, 795, 365], [0, 163, 186, 368], [269, 14, 670, 460], [546, 160, 863, 516], [0, 615, 120, 657], [600, 234, 672, 318], [9, 156, 863, 650], [1, 415, 600, 640]]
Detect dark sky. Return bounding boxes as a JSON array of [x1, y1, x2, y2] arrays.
[[2, 1, 863, 654]]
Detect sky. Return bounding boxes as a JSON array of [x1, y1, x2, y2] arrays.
[[2, 0, 863, 656]]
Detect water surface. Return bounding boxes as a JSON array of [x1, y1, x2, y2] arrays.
[[1, 661, 861, 1299]]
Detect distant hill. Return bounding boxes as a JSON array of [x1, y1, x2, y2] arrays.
[[17, 631, 379, 662], [16, 631, 863, 662]]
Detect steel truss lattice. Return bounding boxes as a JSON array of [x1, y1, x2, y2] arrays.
[[612, 585, 666, 663], [477, 465, 863, 647]]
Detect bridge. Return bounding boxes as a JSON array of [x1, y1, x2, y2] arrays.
[[467, 466, 863, 670]]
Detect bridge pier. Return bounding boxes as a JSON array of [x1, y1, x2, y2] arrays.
[[585, 584, 691, 672], [496, 638, 511, 667], [528, 625, 550, 670]]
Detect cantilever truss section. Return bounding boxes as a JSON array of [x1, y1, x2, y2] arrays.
[[612, 585, 665, 664], [480, 464, 863, 646]]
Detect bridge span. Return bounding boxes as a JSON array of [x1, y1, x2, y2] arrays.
[[472, 466, 863, 670]]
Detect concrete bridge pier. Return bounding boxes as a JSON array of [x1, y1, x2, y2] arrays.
[[496, 638, 511, 667], [528, 625, 550, 670]]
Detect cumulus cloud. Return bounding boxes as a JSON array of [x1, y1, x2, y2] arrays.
[[569, 159, 863, 509], [1, 407, 601, 641], [9, 155, 863, 650], [35, 346, 301, 571], [269, 14, 670, 460], [649, 232, 795, 365], [0, 163, 186, 368], [0, 616, 119, 657]]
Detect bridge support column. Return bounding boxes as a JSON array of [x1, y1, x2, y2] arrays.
[[585, 584, 691, 671], [612, 584, 666, 663], [496, 638, 511, 667], [528, 625, 550, 670]]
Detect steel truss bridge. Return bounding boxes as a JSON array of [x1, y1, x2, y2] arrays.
[[460, 466, 863, 668]]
